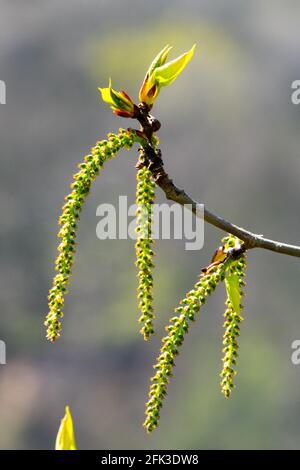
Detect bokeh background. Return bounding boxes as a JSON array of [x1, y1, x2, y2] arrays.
[[0, 0, 300, 449]]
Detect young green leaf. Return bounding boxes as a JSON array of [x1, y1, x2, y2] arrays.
[[225, 272, 241, 315], [99, 79, 135, 117], [138, 45, 172, 105], [139, 44, 196, 106], [153, 44, 196, 87], [55, 406, 77, 450], [146, 44, 173, 79]]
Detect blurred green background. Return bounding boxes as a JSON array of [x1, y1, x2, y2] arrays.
[[0, 0, 300, 449]]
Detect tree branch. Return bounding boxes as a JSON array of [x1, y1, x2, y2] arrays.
[[153, 166, 300, 258], [134, 106, 300, 259]]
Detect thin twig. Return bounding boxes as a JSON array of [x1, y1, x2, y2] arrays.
[[154, 168, 300, 258], [133, 106, 300, 259]]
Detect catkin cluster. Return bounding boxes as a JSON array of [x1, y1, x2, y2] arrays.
[[135, 154, 156, 340], [144, 262, 226, 433], [220, 254, 247, 398], [45, 129, 134, 341]]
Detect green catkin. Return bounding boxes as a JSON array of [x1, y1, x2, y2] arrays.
[[135, 154, 156, 340], [144, 262, 226, 433], [220, 249, 247, 398], [45, 129, 135, 342]]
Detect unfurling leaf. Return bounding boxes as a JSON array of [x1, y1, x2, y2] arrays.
[[99, 79, 136, 118], [55, 406, 77, 450], [146, 44, 173, 79], [153, 44, 196, 86], [139, 44, 196, 106]]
